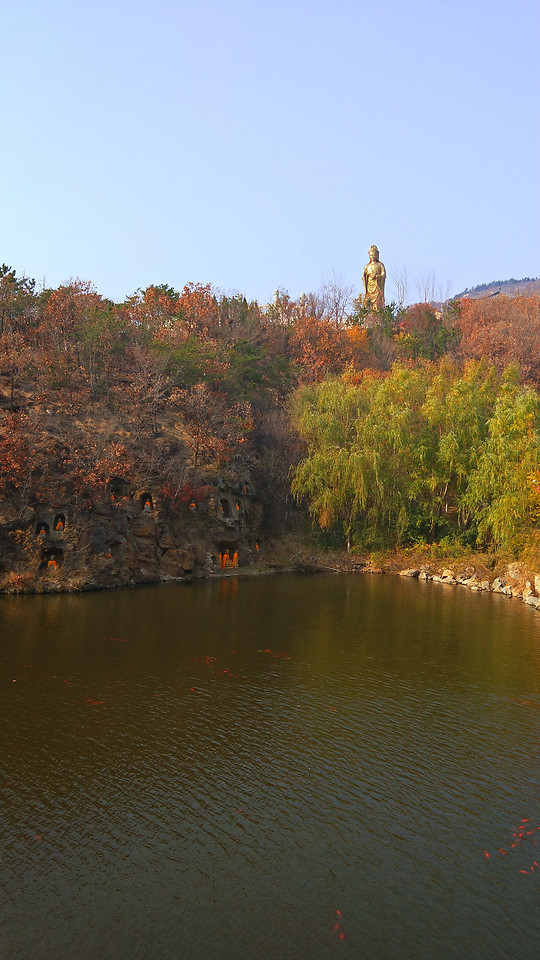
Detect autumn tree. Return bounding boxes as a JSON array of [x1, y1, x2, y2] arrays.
[[175, 383, 253, 467], [397, 303, 460, 361], [457, 294, 540, 387], [0, 412, 32, 504], [38, 280, 107, 408]]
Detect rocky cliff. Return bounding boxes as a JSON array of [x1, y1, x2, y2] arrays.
[[0, 472, 264, 593]]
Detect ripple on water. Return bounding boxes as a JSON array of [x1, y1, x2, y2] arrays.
[[1, 574, 540, 959]]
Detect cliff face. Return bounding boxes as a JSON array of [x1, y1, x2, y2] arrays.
[[0, 475, 264, 593]]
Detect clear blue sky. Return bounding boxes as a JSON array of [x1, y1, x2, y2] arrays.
[[2, 0, 539, 305]]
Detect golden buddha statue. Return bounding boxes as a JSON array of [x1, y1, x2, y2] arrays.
[[362, 245, 386, 312]]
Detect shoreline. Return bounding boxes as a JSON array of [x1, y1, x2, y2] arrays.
[[2, 545, 540, 615]]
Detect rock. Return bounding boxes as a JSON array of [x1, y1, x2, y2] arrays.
[[432, 572, 456, 584], [535, 575, 540, 595], [461, 577, 480, 589], [130, 521, 156, 538], [479, 580, 491, 591], [491, 577, 506, 593], [507, 562, 526, 580], [523, 581, 534, 599], [159, 559, 187, 579], [398, 568, 420, 577], [524, 595, 540, 609], [158, 532, 178, 550], [163, 549, 195, 570]]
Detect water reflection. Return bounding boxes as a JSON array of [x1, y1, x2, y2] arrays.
[[1, 574, 540, 959]]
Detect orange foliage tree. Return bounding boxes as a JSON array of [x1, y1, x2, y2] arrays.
[[290, 316, 370, 384], [458, 294, 540, 386]]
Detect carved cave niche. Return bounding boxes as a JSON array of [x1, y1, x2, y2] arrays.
[[105, 540, 123, 561], [54, 513, 66, 532], [140, 493, 154, 512], [39, 547, 64, 571], [35, 521, 50, 538], [219, 498, 231, 518], [217, 539, 240, 569], [107, 477, 130, 500]]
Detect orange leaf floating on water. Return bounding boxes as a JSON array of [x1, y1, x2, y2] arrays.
[[484, 851, 490, 858]]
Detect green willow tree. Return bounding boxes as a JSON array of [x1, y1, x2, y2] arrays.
[[291, 379, 371, 551], [464, 381, 540, 550], [291, 360, 535, 552]]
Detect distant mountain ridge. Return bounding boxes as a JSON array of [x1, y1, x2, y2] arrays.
[[453, 277, 540, 299]]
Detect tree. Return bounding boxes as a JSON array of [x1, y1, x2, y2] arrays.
[[319, 269, 356, 325], [0, 265, 36, 338], [291, 379, 372, 551], [421, 359, 501, 528], [291, 360, 520, 551], [391, 264, 409, 310], [457, 294, 540, 387], [464, 379, 540, 551], [397, 303, 460, 361]]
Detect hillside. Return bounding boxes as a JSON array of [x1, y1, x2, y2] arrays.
[[453, 277, 540, 300], [2, 266, 540, 593]]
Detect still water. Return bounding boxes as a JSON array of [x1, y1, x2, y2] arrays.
[[1, 573, 540, 960]]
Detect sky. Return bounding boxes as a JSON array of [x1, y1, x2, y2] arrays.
[[2, 0, 539, 306]]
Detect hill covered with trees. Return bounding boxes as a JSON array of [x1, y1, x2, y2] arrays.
[[1, 263, 540, 593], [453, 277, 540, 299]]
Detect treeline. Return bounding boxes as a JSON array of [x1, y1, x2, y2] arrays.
[[455, 277, 540, 297], [1, 263, 540, 553]]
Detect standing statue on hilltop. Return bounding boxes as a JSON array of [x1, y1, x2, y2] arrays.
[[363, 245, 386, 312]]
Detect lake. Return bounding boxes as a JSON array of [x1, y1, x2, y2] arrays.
[[1, 573, 540, 959]]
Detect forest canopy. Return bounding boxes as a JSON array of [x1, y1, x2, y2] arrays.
[[2, 263, 540, 559]]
